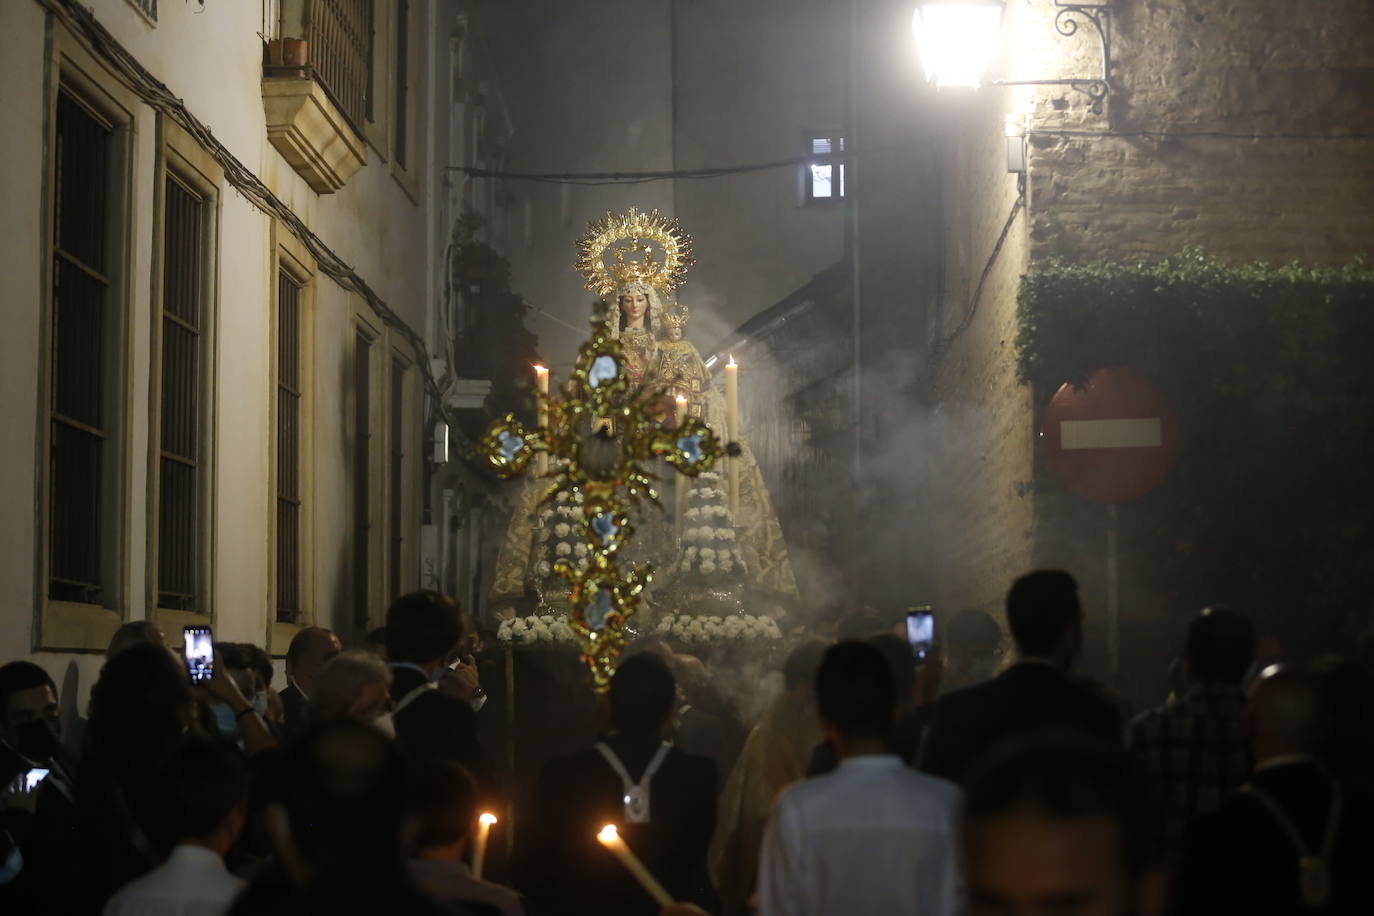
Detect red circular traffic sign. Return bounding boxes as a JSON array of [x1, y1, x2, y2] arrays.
[[1040, 367, 1180, 504]]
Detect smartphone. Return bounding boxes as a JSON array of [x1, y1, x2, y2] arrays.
[[24, 768, 50, 792], [906, 607, 935, 664], [183, 625, 215, 684]]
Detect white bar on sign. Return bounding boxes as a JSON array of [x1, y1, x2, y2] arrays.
[[1061, 418, 1162, 450]]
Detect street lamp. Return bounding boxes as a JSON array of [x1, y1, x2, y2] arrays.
[[913, 0, 1113, 113], [912, 0, 1006, 89]]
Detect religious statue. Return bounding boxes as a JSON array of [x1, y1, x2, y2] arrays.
[[490, 209, 797, 622]]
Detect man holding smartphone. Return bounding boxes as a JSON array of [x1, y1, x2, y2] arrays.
[[0, 661, 77, 907]]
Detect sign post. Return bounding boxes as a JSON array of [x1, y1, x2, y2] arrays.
[[1040, 368, 1180, 676]]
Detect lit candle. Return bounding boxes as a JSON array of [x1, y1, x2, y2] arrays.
[[533, 364, 549, 475], [724, 356, 740, 517], [472, 812, 497, 879], [596, 824, 674, 906], [674, 394, 688, 428]]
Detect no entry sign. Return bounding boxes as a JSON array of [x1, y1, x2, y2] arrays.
[[1040, 367, 1180, 504]]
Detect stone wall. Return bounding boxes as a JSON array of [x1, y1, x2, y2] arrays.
[[923, 0, 1374, 696]]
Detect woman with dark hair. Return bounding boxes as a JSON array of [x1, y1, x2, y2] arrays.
[[76, 642, 196, 911]]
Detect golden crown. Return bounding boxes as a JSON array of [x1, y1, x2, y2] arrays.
[[575, 208, 694, 297], [663, 304, 690, 329]]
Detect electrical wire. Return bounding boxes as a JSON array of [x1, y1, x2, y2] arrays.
[[447, 126, 1371, 187], [929, 180, 1026, 366]]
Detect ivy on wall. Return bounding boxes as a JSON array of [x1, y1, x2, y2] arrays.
[[1016, 249, 1374, 651]]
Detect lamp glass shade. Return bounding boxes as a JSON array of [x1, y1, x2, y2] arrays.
[[912, 1, 1006, 88]]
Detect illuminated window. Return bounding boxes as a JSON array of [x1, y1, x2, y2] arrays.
[[803, 135, 846, 203]]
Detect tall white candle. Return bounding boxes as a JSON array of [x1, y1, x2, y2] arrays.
[[473, 812, 497, 879], [725, 356, 740, 517], [596, 824, 674, 906], [674, 394, 689, 428], [533, 364, 549, 475]]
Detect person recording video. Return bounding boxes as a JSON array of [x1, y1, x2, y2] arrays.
[[0, 661, 78, 909]]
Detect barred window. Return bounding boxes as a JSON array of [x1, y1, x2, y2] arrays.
[[125, 0, 158, 23], [353, 330, 372, 629], [157, 174, 206, 610], [49, 89, 115, 604], [306, 0, 373, 133], [393, 0, 409, 167], [276, 271, 303, 623], [388, 358, 405, 600]]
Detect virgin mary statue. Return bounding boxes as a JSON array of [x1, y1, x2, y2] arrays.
[[490, 209, 797, 614]]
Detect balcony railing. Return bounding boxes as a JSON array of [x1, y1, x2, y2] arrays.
[[268, 0, 372, 136]]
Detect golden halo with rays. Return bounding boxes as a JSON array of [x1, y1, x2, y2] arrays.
[[575, 207, 695, 297]]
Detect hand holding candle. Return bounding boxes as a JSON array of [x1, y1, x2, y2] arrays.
[[597, 824, 674, 906], [472, 812, 497, 879]]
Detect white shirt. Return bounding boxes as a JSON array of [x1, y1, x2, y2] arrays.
[[758, 754, 963, 916], [103, 844, 244, 916]]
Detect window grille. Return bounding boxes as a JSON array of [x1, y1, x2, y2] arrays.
[[388, 359, 405, 600], [126, 0, 158, 22], [49, 89, 114, 604], [393, 0, 409, 167], [276, 271, 303, 623], [804, 135, 846, 202], [158, 175, 205, 610], [353, 331, 371, 629], [305, 0, 372, 133]]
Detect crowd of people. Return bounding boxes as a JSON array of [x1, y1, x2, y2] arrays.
[[3, 572, 1374, 915]]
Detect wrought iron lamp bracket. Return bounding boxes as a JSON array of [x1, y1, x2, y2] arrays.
[[993, 1, 1112, 114]]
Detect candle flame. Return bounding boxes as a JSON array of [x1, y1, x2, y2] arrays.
[[479, 813, 498, 826], [675, 395, 688, 405], [533, 364, 548, 374], [597, 824, 619, 843], [727, 355, 737, 368]]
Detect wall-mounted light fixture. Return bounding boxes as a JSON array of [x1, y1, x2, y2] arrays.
[[913, 0, 1113, 113], [1004, 110, 1028, 173]]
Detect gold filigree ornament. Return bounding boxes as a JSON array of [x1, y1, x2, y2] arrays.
[[575, 208, 695, 297], [662, 303, 690, 331], [557, 552, 652, 692], [477, 211, 722, 693]]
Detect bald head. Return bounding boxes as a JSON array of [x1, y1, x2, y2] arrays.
[[286, 627, 342, 695], [1247, 666, 1325, 762]]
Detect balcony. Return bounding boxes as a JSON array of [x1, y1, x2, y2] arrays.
[[263, 0, 371, 193]]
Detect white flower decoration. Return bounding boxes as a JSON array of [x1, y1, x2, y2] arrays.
[[555, 542, 571, 556], [685, 507, 700, 520], [700, 561, 717, 574], [700, 547, 716, 560], [556, 491, 569, 503]]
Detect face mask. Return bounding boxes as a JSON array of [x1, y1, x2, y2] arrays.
[[370, 713, 396, 740], [209, 702, 241, 744], [13, 719, 58, 763], [252, 693, 270, 718]]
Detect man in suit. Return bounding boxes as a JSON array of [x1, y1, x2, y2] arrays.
[[384, 591, 490, 792], [514, 654, 718, 916], [920, 570, 1122, 784], [1175, 666, 1374, 915], [278, 626, 341, 739]]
